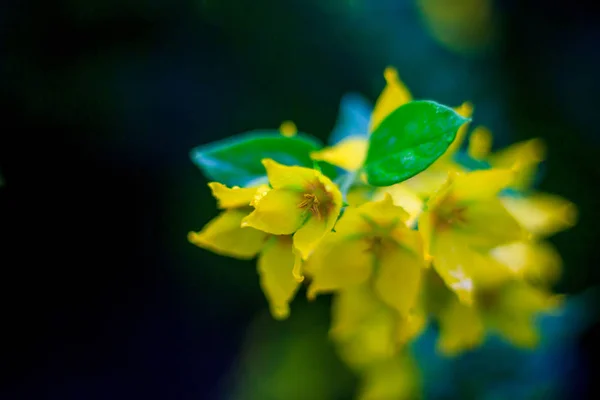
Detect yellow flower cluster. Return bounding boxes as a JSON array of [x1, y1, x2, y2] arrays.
[[188, 67, 576, 398]]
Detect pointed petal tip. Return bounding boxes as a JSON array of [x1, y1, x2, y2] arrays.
[[271, 305, 291, 320], [383, 66, 399, 82]]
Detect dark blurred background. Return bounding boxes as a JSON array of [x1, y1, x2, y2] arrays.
[[1, 0, 599, 399]]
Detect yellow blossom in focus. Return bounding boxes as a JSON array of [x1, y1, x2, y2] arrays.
[[418, 169, 527, 304], [241, 159, 343, 281], [305, 195, 425, 333], [188, 182, 300, 320]]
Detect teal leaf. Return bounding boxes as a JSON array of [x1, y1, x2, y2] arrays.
[[363, 100, 470, 187], [190, 131, 323, 187]]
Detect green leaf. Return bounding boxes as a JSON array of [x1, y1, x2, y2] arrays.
[[190, 131, 323, 187], [363, 100, 470, 187]]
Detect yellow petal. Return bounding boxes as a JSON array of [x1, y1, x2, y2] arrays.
[[489, 138, 545, 169], [330, 285, 382, 340], [369, 67, 413, 133], [437, 297, 484, 356], [459, 198, 528, 248], [347, 186, 375, 207], [418, 211, 433, 261], [375, 184, 423, 227], [395, 308, 428, 345], [490, 241, 562, 286], [293, 212, 329, 260], [488, 138, 546, 191], [241, 189, 305, 234], [358, 355, 419, 400], [334, 195, 409, 239], [261, 158, 318, 190], [257, 236, 299, 319], [279, 120, 297, 137], [305, 237, 373, 299], [467, 126, 493, 160], [452, 169, 515, 201], [444, 101, 474, 156], [501, 193, 577, 238], [336, 310, 398, 368], [332, 206, 373, 237], [373, 242, 423, 317], [208, 182, 259, 209], [310, 137, 368, 171], [402, 166, 455, 199], [358, 193, 411, 226], [389, 225, 424, 258], [188, 209, 268, 259], [484, 281, 559, 348], [432, 232, 511, 304]]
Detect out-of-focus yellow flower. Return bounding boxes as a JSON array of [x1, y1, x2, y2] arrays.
[[357, 353, 421, 400], [465, 128, 578, 287], [417, 0, 497, 54], [419, 169, 526, 304], [476, 279, 562, 348], [501, 193, 577, 239], [490, 241, 562, 287], [188, 182, 300, 320], [421, 269, 560, 355], [279, 120, 297, 137], [330, 285, 399, 367], [466, 127, 546, 191], [330, 285, 422, 398], [306, 195, 425, 325], [241, 159, 343, 280]]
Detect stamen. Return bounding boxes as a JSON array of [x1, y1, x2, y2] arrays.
[[298, 193, 321, 219]]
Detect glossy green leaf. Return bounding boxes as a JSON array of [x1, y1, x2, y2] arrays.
[[363, 100, 470, 187], [190, 131, 325, 187]]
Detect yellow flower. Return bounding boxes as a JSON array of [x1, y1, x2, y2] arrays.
[[493, 194, 577, 287], [311, 68, 472, 217], [357, 353, 420, 400], [421, 269, 559, 355], [241, 159, 343, 280], [188, 182, 300, 319], [279, 120, 297, 137], [306, 195, 425, 323], [330, 286, 400, 368], [466, 126, 547, 191], [465, 128, 578, 287], [501, 193, 577, 239], [419, 169, 527, 304]]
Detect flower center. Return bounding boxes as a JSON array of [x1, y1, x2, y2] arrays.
[[298, 193, 321, 219], [433, 196, 467, 231]]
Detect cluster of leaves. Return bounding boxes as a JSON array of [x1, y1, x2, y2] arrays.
[[188, 68, 577, 399]]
